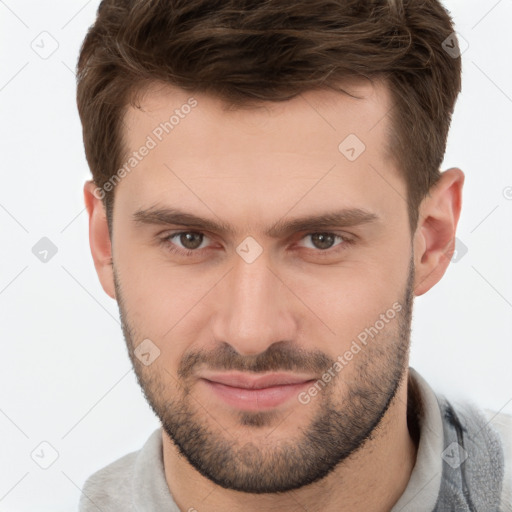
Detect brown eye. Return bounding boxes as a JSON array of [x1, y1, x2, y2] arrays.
[[161, 231, 211, 255], [177, 232, 204, 250], [299, 233, 346, 251], [309, 233, 337, 250]]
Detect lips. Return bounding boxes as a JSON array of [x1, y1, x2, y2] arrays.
[[200, 371, 315, 389], [199, 371, 316, 411]]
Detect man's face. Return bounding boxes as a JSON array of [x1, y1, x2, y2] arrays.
[[111, 80, 415, 492]]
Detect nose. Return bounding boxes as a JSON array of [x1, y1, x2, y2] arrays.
[[210, 245, 298, 356]]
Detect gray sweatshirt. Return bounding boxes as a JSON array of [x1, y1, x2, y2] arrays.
[[78, 368, 512, 511]]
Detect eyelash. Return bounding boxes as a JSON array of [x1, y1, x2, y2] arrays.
[[159, 231, 356, 258]]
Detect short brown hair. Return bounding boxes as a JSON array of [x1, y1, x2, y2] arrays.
[[76, 0, 462, 234]]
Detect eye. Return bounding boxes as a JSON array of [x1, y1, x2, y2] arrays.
[[304, 233, 343, 251], [160, 231, 212, 256], [297, 232, 348, 251]]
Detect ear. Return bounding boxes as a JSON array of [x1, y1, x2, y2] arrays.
[[84, 181, 116, 299], [413, 168, 465, 297]]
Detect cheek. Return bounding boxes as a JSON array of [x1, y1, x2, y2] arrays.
[[285, 250, 409, 356], [121, 267, 206, 337], [302, 276, 400, 349], [113, 235, 200, 347]]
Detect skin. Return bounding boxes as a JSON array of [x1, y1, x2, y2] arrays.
[[84, 78, 464, 512]]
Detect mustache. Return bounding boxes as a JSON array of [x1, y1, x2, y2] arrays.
[[178, 341, 333, 379]]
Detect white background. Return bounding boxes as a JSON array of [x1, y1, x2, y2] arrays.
[[0, 0, 511, 510]]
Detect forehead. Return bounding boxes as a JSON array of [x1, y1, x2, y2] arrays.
[[126, 77, 392, 138], [117, 79, 402, 224]]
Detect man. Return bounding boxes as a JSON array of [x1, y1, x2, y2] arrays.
[[77, 0, 511, 510]]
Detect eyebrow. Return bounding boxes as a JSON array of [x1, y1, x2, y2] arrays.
[[133, 206, 380, 238]]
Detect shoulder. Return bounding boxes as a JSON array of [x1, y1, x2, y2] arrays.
[[412, 369, 512, 512], [79, 449, 139, 512], [483, 409, 512, 512], [78, 428, 165, 512], [447, 401, 512, 512]]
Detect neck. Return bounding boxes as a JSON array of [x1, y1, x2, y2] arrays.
[[162, 372, 417, 512]]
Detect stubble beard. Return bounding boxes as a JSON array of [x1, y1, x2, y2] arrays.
[[115, 259, 415, 493]]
